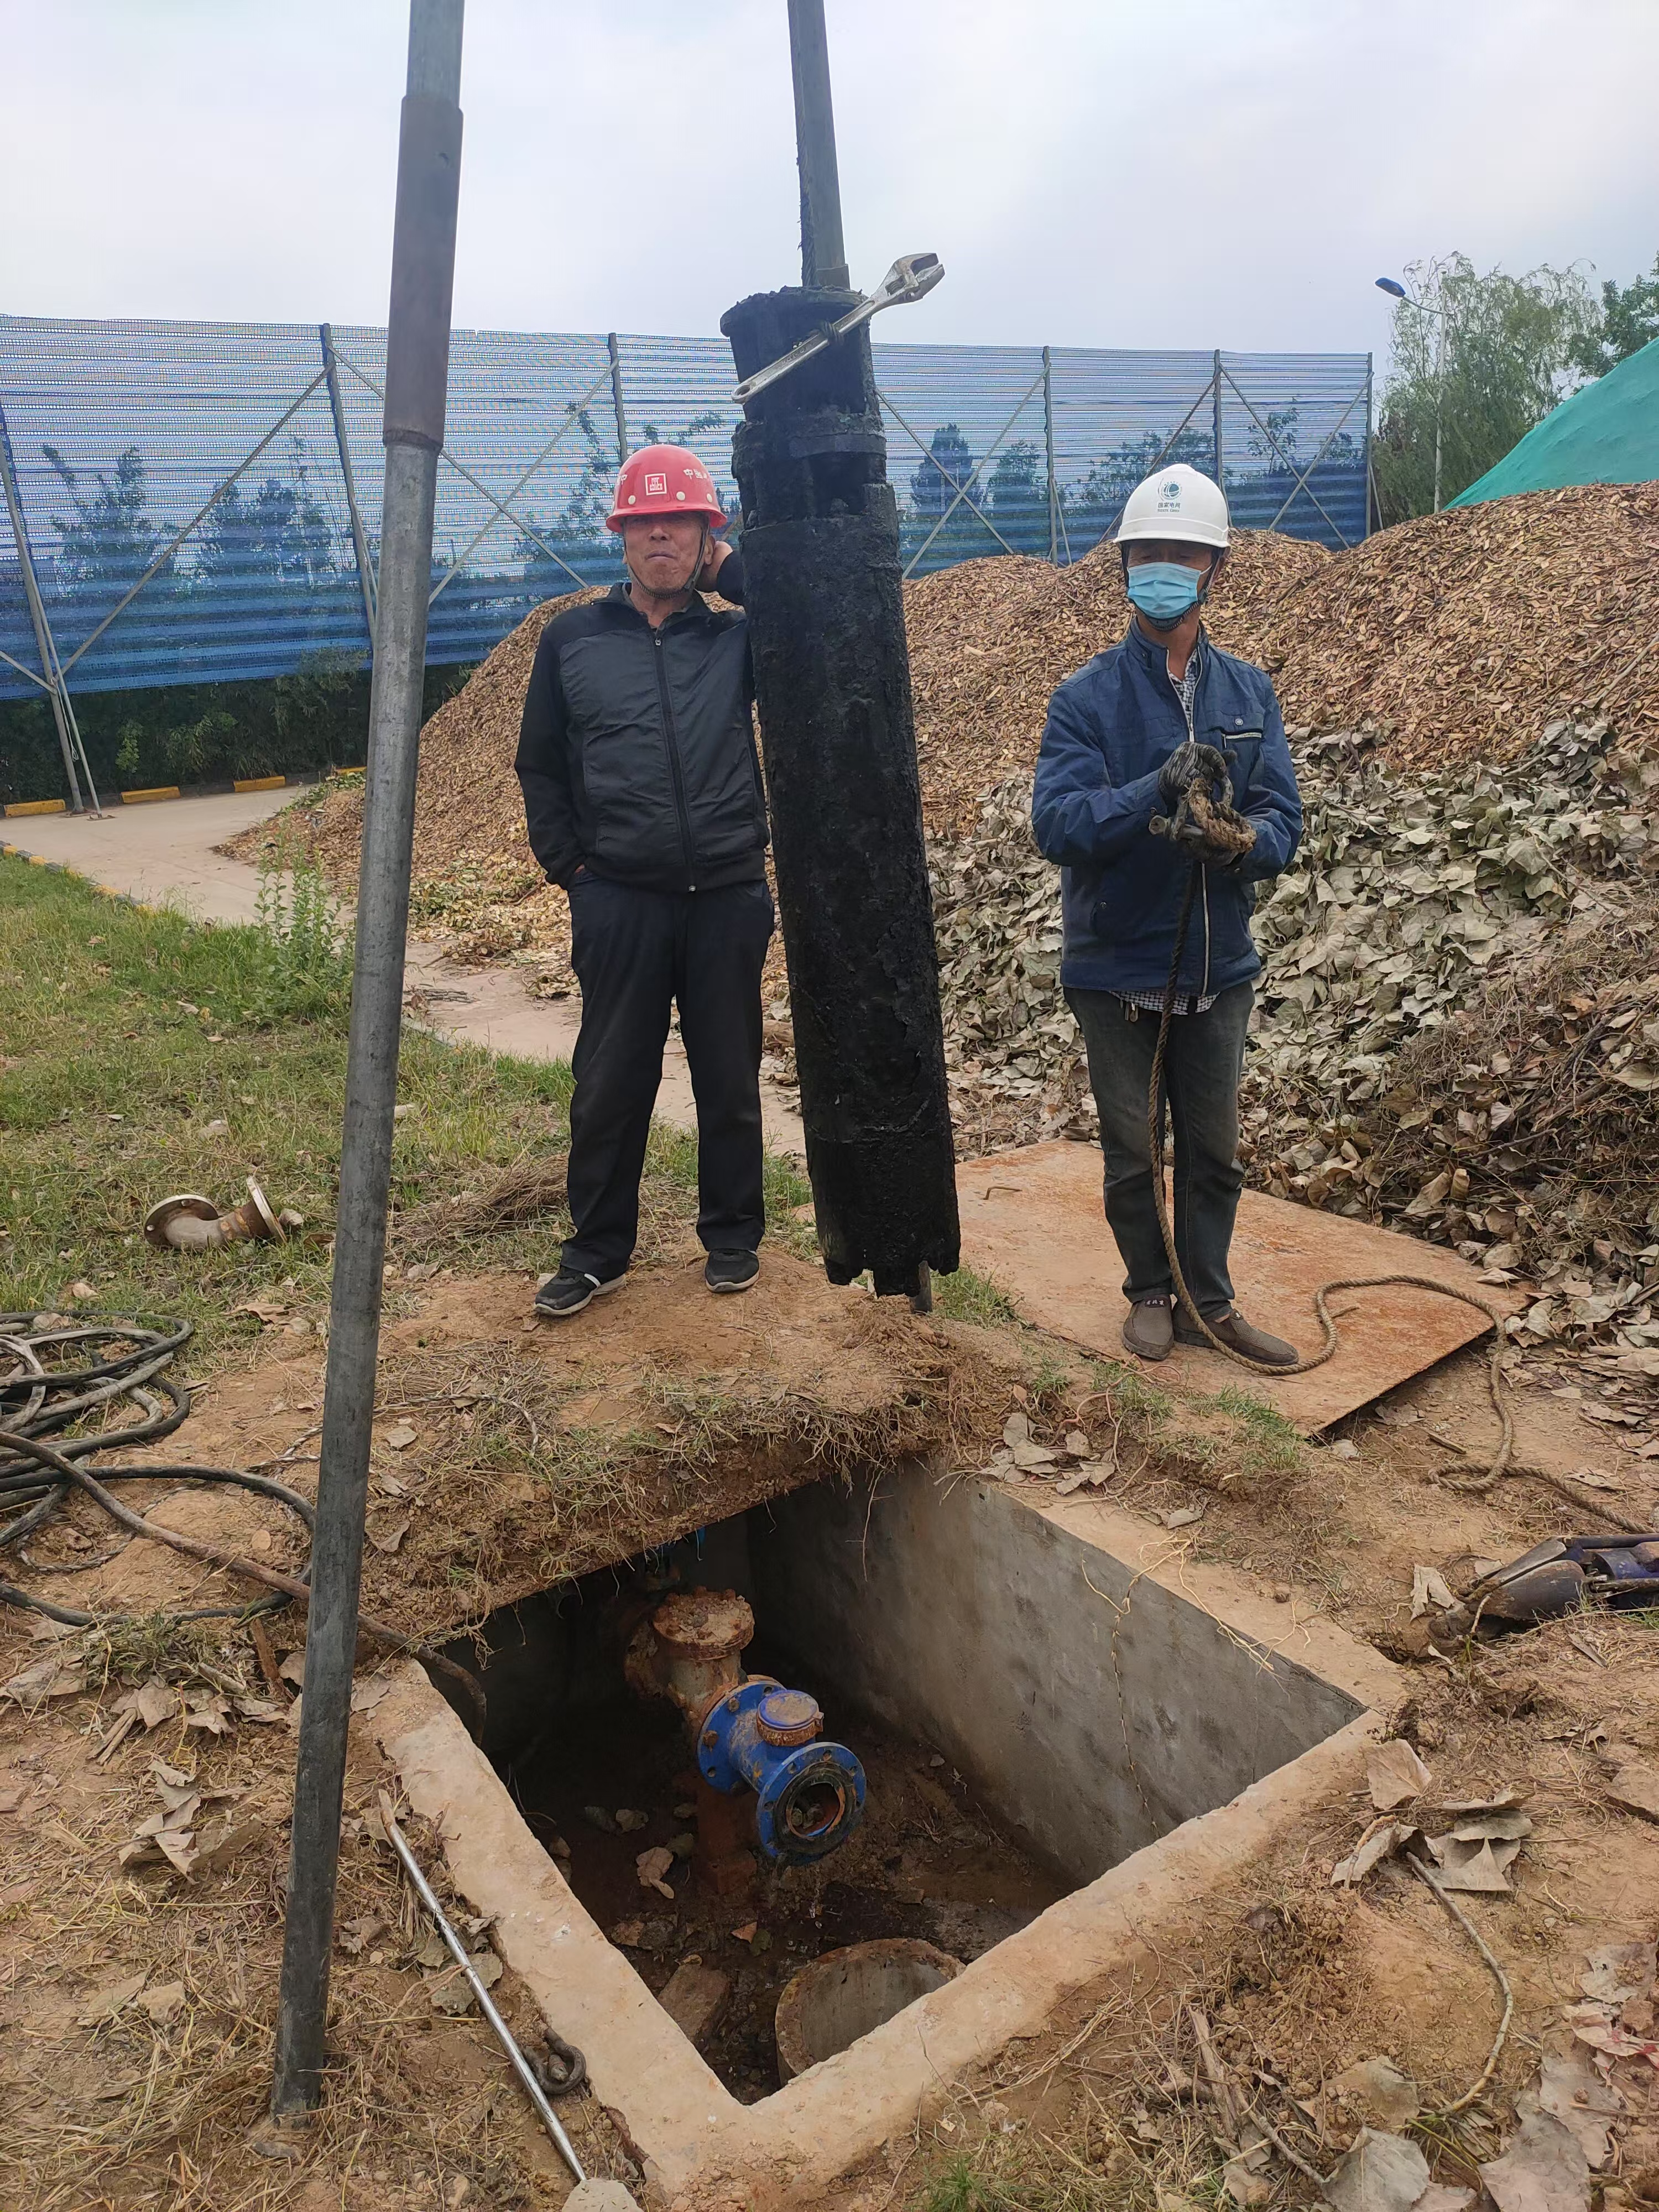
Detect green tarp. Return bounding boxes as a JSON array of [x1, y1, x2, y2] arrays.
[[1450, 337, 1659, 505]]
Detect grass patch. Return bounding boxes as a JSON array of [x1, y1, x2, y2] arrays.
[[1203, 1385, 1306, 1481], [935, 1263, 1021, 1328], [0, 858, 805, 1364]]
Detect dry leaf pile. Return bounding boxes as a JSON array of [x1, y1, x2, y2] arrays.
[[930, 719, 1659, 1347]]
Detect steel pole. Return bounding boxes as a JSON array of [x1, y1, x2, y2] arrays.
[[1042, 345, 1058, 566], [270, 0, 464, 2125], [1432, 311, 1446, 514], [320, 324, 379, 648], [0, 403, 85, 812], [786, 0, 849, 289], [1212, 347, 1224, 488], [606, 330, 629, 465]]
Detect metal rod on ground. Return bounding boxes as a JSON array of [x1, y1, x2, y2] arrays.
[[786, 0, 849, 289], [321, 323, 379, 647], [606, 331, 629, 466], [270, 0, 465, 2125], [378, 1794, 588, 2184], [0, 402, 87, 813]]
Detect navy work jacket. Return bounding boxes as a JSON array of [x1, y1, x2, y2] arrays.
[[1030, 620, 1302, 999]]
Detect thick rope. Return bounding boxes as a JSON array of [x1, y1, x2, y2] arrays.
[[1144, 846, 1514, 1484]]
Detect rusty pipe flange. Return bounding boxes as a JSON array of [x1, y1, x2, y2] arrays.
[[143, 1194, 225, 1250], [650, 1587, 755, 1658], [755, 1684, 822, 1749], [226, 1177, 285, 1244]]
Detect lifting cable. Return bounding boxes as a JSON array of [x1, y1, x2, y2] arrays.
[[0, 1313, 483, 1716], [1148, 838, 1532, 1493]]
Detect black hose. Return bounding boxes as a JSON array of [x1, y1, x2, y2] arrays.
[[0, 1314, 489, 1715]]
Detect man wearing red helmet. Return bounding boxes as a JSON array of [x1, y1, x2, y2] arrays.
[[515, 444, 770, 1317]]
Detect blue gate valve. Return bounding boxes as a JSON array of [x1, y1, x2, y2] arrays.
[[697, 1678, 865, 1864]]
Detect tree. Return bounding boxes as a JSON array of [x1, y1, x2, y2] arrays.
[[194, 448, 336, 593], [987, 439, 1048, 556], [1373, 253, 1596, 524], [43, 443, 176, 602], [910, 424, 977, 519], [1571, 252, 1659, 379]]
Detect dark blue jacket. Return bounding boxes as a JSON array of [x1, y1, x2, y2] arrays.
[[1031, 621, 1302, 998]]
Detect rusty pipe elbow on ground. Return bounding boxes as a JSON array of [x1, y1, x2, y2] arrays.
[[144, 1177, 288, 1253]]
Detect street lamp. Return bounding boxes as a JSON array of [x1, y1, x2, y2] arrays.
[[1376, 274, 1449, 514]]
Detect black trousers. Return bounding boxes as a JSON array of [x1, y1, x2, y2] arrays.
[[562, 876, 774, 1279]]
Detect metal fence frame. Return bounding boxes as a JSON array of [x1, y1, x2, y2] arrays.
[[0, 315, 1370, 807]]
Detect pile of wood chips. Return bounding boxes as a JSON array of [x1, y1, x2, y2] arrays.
[[243, 482, 1659, 962], [1254, 482, 1659, 767]]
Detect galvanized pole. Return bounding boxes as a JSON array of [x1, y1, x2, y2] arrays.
[[606, 331, 629, 466], [1042, 345, 1058, 566], [1431, 311, 1446, 514], [320, 324, 379, 647], [786, 0, 849, 289], [1363, 352, 1374, 537], [1212, 347, 1224, 488], [270, 0, 464, 2126], [0, 404, 86, 812]]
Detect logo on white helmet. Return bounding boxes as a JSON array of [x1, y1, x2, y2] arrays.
[[1155, 478, 1184, 510]]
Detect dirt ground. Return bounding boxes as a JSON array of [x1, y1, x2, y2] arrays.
[[6, 1245, 1659, 2209]]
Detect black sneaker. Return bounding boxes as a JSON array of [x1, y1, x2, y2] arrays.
[[533, 1266, 625, 1318], [704, 1249, 760, 1295]]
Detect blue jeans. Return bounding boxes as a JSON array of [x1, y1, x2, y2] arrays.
[[1064, 980, 1252, 1318]]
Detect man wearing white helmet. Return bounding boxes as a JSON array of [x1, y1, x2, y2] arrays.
[[1031, 463, 1303, 1365]]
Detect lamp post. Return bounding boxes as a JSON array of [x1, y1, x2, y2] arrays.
[[1376, 274, 1448, 514]]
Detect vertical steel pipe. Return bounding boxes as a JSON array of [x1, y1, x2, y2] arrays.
[[786, 0, 849, 289], [1212, 347, 1224, 490], [270, 0, 464, 2124]]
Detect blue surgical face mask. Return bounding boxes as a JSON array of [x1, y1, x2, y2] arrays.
[[1126, 561, 1206, 627]]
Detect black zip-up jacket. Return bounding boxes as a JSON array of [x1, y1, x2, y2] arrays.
[[514, 555, 766, 894]]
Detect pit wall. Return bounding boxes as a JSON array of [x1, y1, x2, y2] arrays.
[[754, 1473, 1365, 1882], [376, 1463, 1399, 2198]]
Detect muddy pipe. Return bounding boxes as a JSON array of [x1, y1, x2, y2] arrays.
[[721, 286, 961, 1304], [626, 1588, 865, 1865]]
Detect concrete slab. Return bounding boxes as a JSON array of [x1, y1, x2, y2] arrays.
[[956, 1138, 1516, 1432]]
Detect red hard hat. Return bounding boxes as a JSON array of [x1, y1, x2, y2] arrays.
[[606, 442, 728, 533]]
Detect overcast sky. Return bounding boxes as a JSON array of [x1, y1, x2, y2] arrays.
[[5, 0, 1657, 366]]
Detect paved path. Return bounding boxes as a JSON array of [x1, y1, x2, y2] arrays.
[[3, 791, 806, 1155]]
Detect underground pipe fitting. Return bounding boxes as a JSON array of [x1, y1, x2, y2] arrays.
[[144, 1177, 286, 1253], [625, 1587, 866, 1865]]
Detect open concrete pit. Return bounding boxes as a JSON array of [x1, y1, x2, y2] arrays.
[[378, 1455, 1397, 2195]]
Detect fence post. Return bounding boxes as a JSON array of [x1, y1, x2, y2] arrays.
[[1042, 345, 1058, 566], [320, 324, 379, 649], [1363, 351, 1374, 538], [1212, 348, 1223, 488], [269, 0, 465, 2127], [0, 401, 91, 813], [606, 331, 629, 466]]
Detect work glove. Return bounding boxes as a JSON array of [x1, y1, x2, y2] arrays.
[[1156, 740, 1229, 812]]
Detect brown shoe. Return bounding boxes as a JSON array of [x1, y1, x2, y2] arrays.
[[1122, 1295, 1174, 1362], [1175, 1305, 1298, 1367]]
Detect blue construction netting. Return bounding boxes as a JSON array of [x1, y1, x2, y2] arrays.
[[0, 316, 1370, 701]]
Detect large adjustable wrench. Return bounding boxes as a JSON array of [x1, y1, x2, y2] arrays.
[[731, 253, 945, 405]]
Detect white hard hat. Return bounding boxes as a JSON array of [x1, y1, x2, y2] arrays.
[[1116, 462, 1229, 550]]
